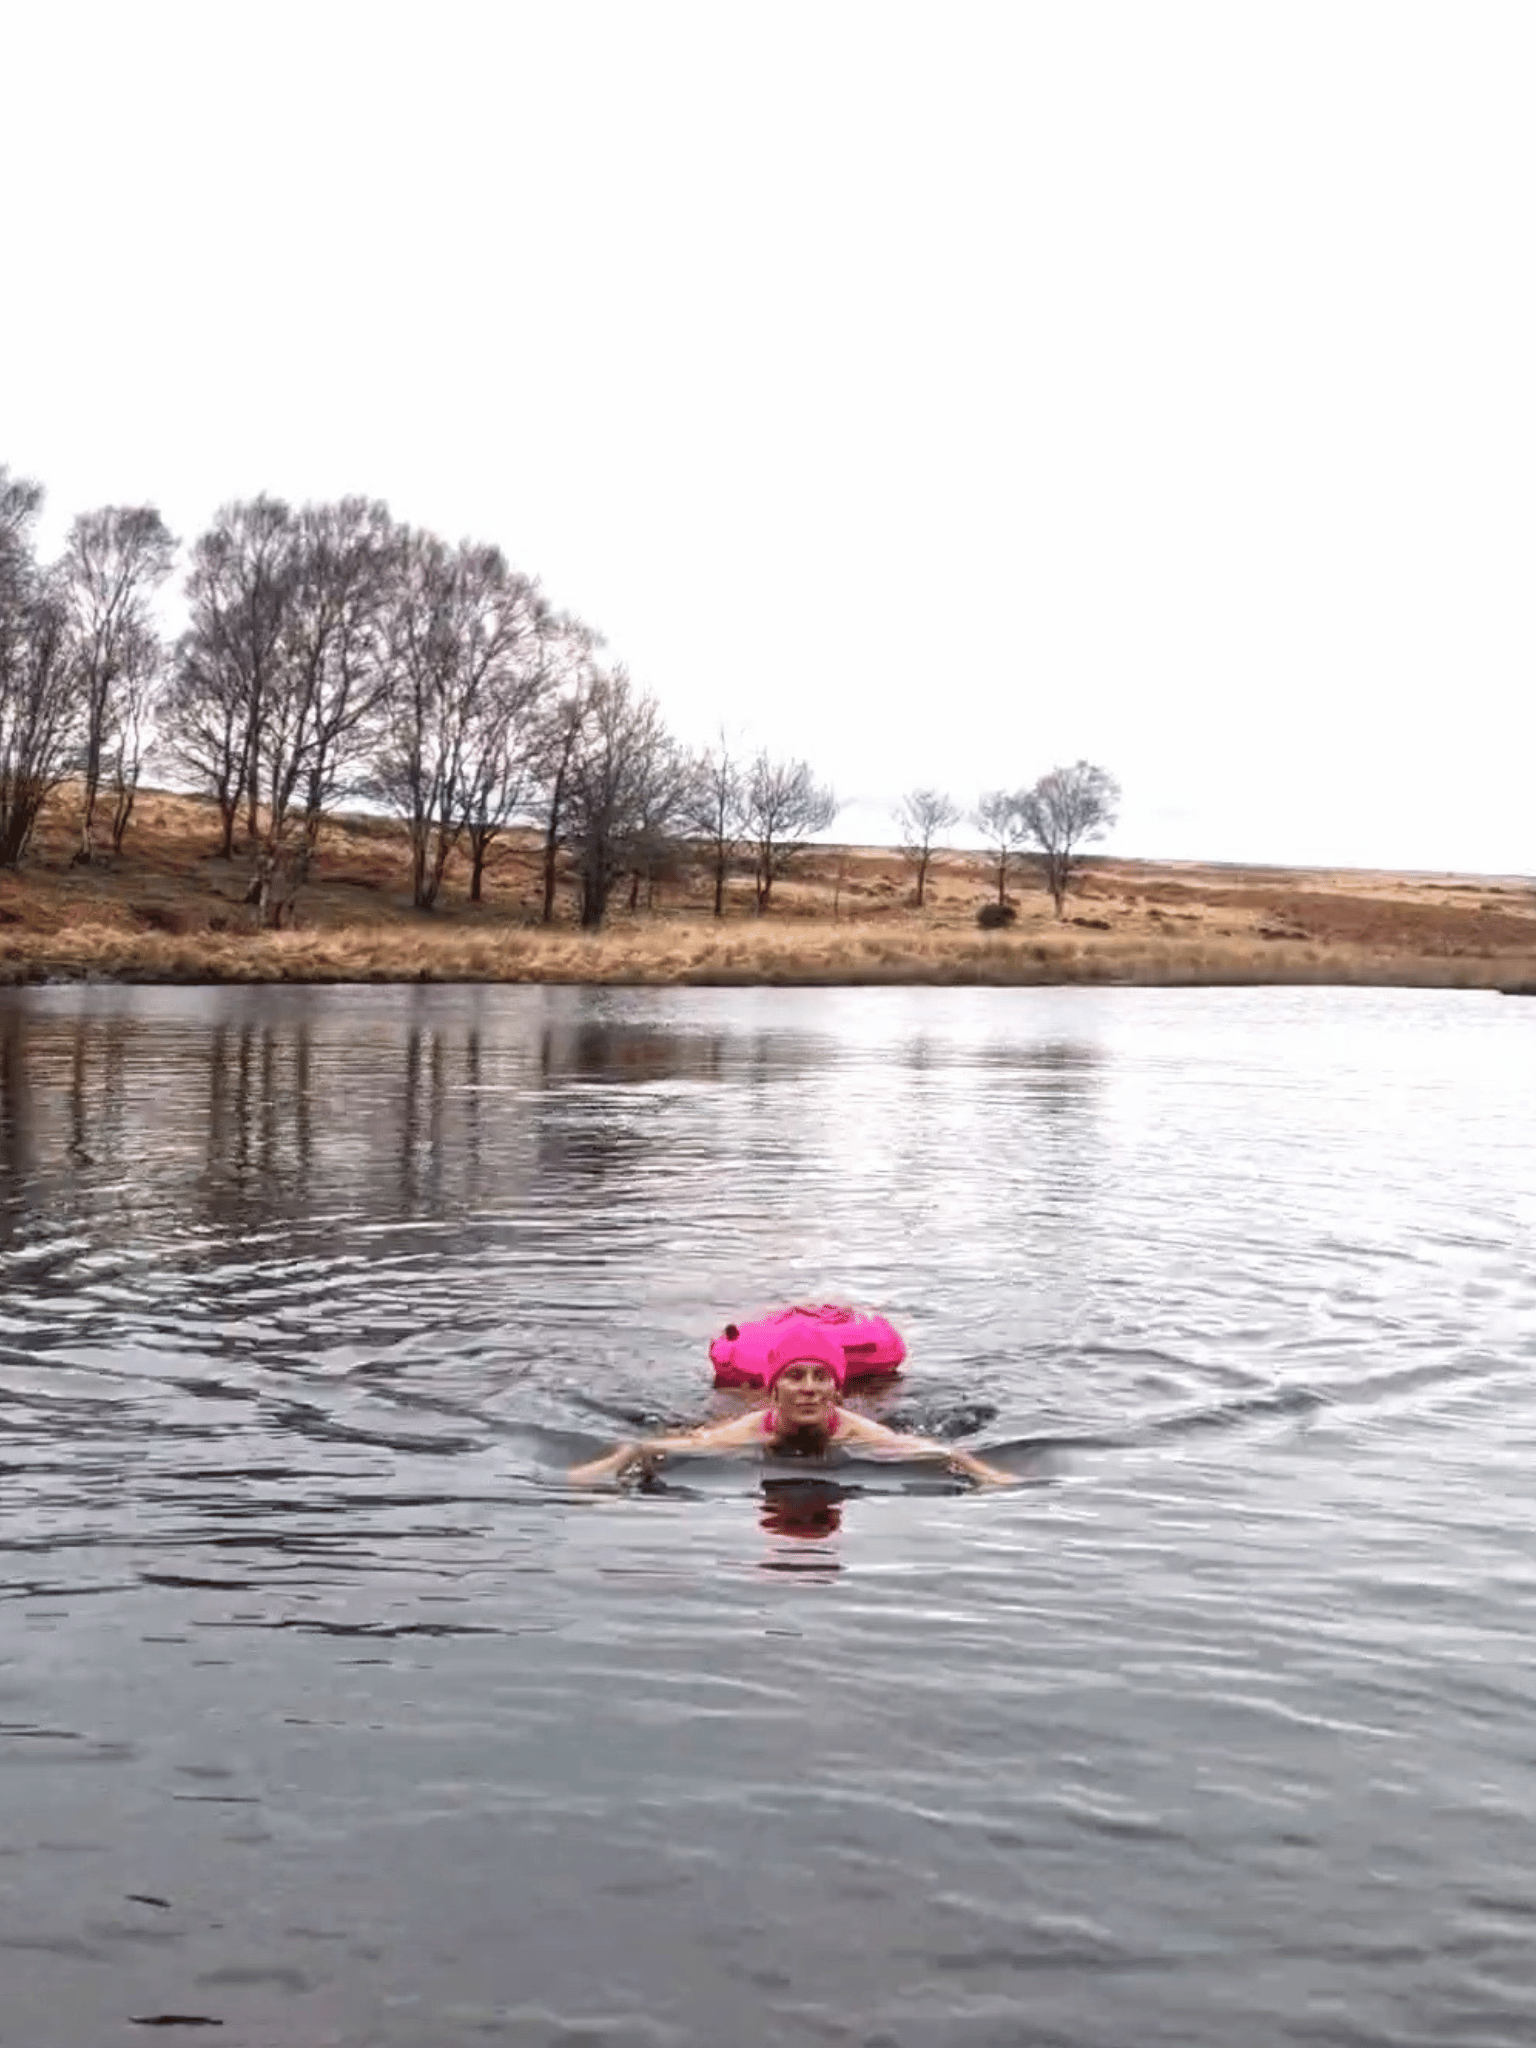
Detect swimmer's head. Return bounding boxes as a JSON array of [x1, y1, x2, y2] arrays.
[[765, 1325, 848, 1391], [765, 1328, 846, 1434]]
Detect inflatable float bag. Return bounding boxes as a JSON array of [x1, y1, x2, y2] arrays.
[[709, 1304, 906, 1387]]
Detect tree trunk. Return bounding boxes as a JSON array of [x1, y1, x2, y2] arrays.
[[712, 853, 726, 917], [915, 849, 929, 908], [80, 741, 103, 860], [110, 778, 137, 854], [541, 771, 565, 925], [424, 824, 453, 911], [580, 864, 608, 929], [467, 825, 493, 904]]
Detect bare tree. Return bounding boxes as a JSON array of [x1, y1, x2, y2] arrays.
[[220, 498, 400, 927], [278, 499, 397, 855], [0, 587, 79, 867], [0, 469, 81, 866], [460, 583, 559, 904], [163, 498, 293, 859], [975, 788, 1030, 906], [1020, 760, 1121, 915], [745, 751, 837, 912], [104, 616, 159, 854], [563, 669, 681, 929], [686, 730, 747, 917], [372, 533, 550, 911], [624, 732, 694, 912], [59, 505, 175, 860], [895, 787, 959, 908], [532, 684, 587, 925], [526, 621, 602, 924], [160, 615, 253, 861], [0, 466, 43, 713]]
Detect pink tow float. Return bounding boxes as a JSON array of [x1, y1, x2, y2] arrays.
[[709, 1305, 906, 1388]]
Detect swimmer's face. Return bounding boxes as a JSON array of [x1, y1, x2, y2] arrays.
[[770, 1360, 840, 1428]]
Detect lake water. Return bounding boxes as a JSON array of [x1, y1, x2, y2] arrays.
[[1, 981, 1534, 2048]]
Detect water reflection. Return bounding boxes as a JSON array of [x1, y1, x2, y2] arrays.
[[758, 1475, 846, 1576], [536, 1020, 732, 1085], [759, 1475, 845, 1542]]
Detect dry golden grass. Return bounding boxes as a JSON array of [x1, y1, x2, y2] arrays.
[[1, 783, 1533, 989]]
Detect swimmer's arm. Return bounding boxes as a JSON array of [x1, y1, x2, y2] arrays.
[[568, 1412, 763, 1485], [835, 1412, 1016, 1487]]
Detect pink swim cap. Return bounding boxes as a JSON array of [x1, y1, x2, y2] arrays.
[[765, 1325, 848, 1388]]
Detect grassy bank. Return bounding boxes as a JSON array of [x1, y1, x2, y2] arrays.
[[1, 787, 1533, 990]]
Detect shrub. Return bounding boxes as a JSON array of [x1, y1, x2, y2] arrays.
[[976, 900, 1017, 930]]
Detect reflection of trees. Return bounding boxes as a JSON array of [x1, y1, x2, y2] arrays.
[[401, 1022, 447, 1210], [68, 1015, 130, 1182], [0, 989, 796, 1253], [0, 1005, 35, 1242], [202, 1021, 317, 1223], [535, 1022, 728, 1086], [532, 1021, 735, 1189]]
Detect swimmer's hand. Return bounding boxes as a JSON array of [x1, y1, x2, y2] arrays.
[[568, 1443, 647, 1486], [945, 1448, 1017, 1488], [834, 1411, 1017, 1488], [569, 1417, 759, 1485]]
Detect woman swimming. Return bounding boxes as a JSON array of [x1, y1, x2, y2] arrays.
[[568, 1326, 1015, 1487]]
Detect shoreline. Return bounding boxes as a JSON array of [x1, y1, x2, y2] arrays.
[[1, 922, 1531, 994], [1, 787, 1532, 995]]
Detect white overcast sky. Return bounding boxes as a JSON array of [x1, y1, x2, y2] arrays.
[[7, 2, 1535, 873]]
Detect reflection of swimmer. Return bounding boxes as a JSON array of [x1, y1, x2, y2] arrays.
[[760, 1478, 844, 1541], [568, 1328, 1015, 1487]]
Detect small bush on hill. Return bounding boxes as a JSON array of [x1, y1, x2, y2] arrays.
[[976, 900, 1017, 929]]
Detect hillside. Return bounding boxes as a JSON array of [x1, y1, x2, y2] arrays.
[[0, 787, 1532, 989]]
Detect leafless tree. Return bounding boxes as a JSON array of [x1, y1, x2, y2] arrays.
[[0, 590, 78, 867], [104, 616, 159, 854], [975, 788, 1030, 906], [1020, 760, 1121, 915], [275, 499, 397, 855], [0, 469, 82, 866], [163, 497, 293, 858], [159, 618, 252, 861], [372, 533, 550, 911], [563, 669, 683, 929], [532, 684, 588, 925], [526, 622, 602, 923], [624, 733, 695, 912], [164, 498, 400, 923], [58, 505, 175, 860], [686, 730, 747, 917], [0, 467, 43, 711], [895, 787, 959, 908], [745, 751, 836, 912], [460, 584, 560, 904]]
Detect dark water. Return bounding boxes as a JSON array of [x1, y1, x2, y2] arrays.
[[2, 982, 1534, 2048]]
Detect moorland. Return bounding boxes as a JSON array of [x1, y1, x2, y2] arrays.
[[0, 787, 1532, 993]]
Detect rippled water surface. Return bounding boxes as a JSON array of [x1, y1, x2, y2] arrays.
[[2, 982, 1535, 2047]]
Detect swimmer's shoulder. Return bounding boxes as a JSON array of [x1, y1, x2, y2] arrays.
[[829, 1408, 900, 1447], [684, 1411, 765, 1450]]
